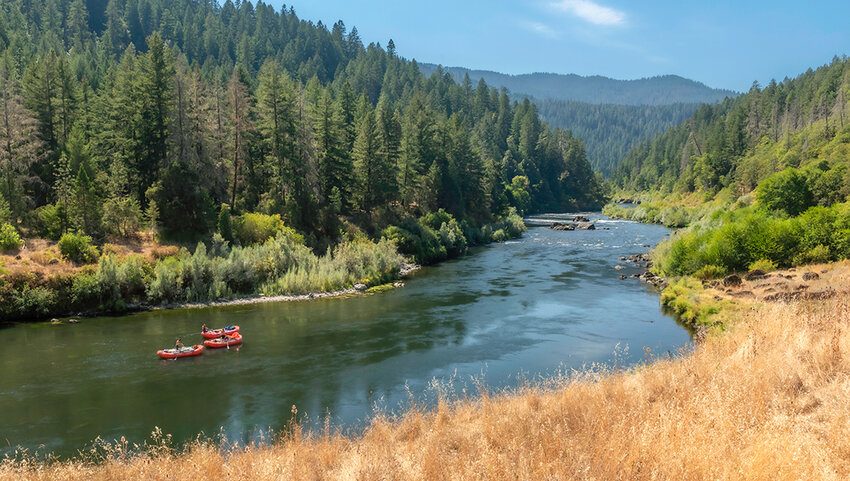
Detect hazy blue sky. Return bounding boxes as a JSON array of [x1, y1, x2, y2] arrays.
[[275, 0, 849, 91]]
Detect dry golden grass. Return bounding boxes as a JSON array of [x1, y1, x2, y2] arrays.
[[4, 295, 850, 480], [0, 236, 185, 279]]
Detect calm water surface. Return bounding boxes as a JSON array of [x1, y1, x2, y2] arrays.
[[0, 214, 690, 457]]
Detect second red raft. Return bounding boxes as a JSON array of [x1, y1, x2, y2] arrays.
[[203, 333, 243, 348], [202, 325, 240, 339]]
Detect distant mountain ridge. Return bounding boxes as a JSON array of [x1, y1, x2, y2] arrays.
[[420, 64, 738, 106]]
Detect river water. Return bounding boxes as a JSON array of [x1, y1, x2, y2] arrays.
[[0, 213, 690, 457]]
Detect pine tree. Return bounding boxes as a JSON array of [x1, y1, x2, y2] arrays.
[[0, 66, 43, 218], [257, 60, 296, 205], [71, 164, 101, 235], [353, 108, 380, 212], [313, 89, 350, 209], [227, 67, 252, 210], [136, 32, 174, 202]]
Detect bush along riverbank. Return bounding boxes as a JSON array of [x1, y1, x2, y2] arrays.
[[0, 210, 525, 324]]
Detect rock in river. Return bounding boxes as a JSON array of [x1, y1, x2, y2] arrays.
[[550, 222, 576, 231], [573, 215, 590, 223], [576, 222, 596, 230]]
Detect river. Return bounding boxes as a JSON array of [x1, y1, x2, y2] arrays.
[[0, 213, 690, 457]]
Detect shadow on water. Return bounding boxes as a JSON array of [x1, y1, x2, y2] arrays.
[[0, 213, 692, 458]]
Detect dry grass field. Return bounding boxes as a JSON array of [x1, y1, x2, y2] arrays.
[[3, 286, 850, 480]]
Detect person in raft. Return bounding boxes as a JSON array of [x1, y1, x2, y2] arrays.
[[175, 338, 184, 350], [201, 323, 208, 333]]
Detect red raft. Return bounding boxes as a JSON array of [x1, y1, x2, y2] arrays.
[[201, 325, 240, 339], [157, 345, 204, 359], [203, 333, 243, 349]]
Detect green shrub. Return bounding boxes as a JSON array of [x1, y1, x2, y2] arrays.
[[15, 286, 58, 317], [658, 206, 690, 227], [693, 265, 726, 280], [502, 208, 526, 238], [382, 219, 446, 264], [756, 168, 814, 216], [71, 273, 101, 305], [235, 213, 301, 246], [420, 209, 454, 231], [58, 232, 99, 264], [793, 244, 831, 266], [102, 196, 142, 238], [147, 258, 182, 304], [438, 219, 467, 257], [0, 223, 23, 253], [491, 229, 507, 242], [748, 259, 777, 272]]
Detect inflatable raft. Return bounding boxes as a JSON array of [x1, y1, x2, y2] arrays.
[[157, 345, 204, 359], [203, 333, 243, 348], [201, 325, 240, 339]]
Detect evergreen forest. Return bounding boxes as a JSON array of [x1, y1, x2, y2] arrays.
[[0, 0, 603, 250]]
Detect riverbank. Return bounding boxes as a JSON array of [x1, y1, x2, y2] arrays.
[[3, 272, 847, 479], [0, 209, 523, 324], [145, 264, 419, 314]]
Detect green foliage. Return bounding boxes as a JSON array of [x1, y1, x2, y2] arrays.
[[604, 201, 699, 228], [35, 204, 67, 240], [235, 213, 300, 246], [693, 265, 727, 280], [659, 278, 725, 327], [382, 219, 446, 265], [0, 2, 602, 248], [748, 259, 777, 272], [655, 202, 850, 276], [505, 176, 531, 215], [102, 196, 143, 238], [217, 204, 233, 243], [0, 197, 10, 224], [58, 232, 99, 264], [71, 273, 101, 305], [614, 56, 850, 215], [536, 100, 705, 175], [0, 223, 23, 253], [756, 168, 814, 216], [793, 245, 832, 266]]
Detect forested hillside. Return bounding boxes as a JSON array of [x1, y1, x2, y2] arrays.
[[613, 56, 850, 196], [533, 99, 700, 174], [420, 65, 733, 175], [0, 0, 603, 249], [609, 56, 850, 279], [420, 64, 736, 106]]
